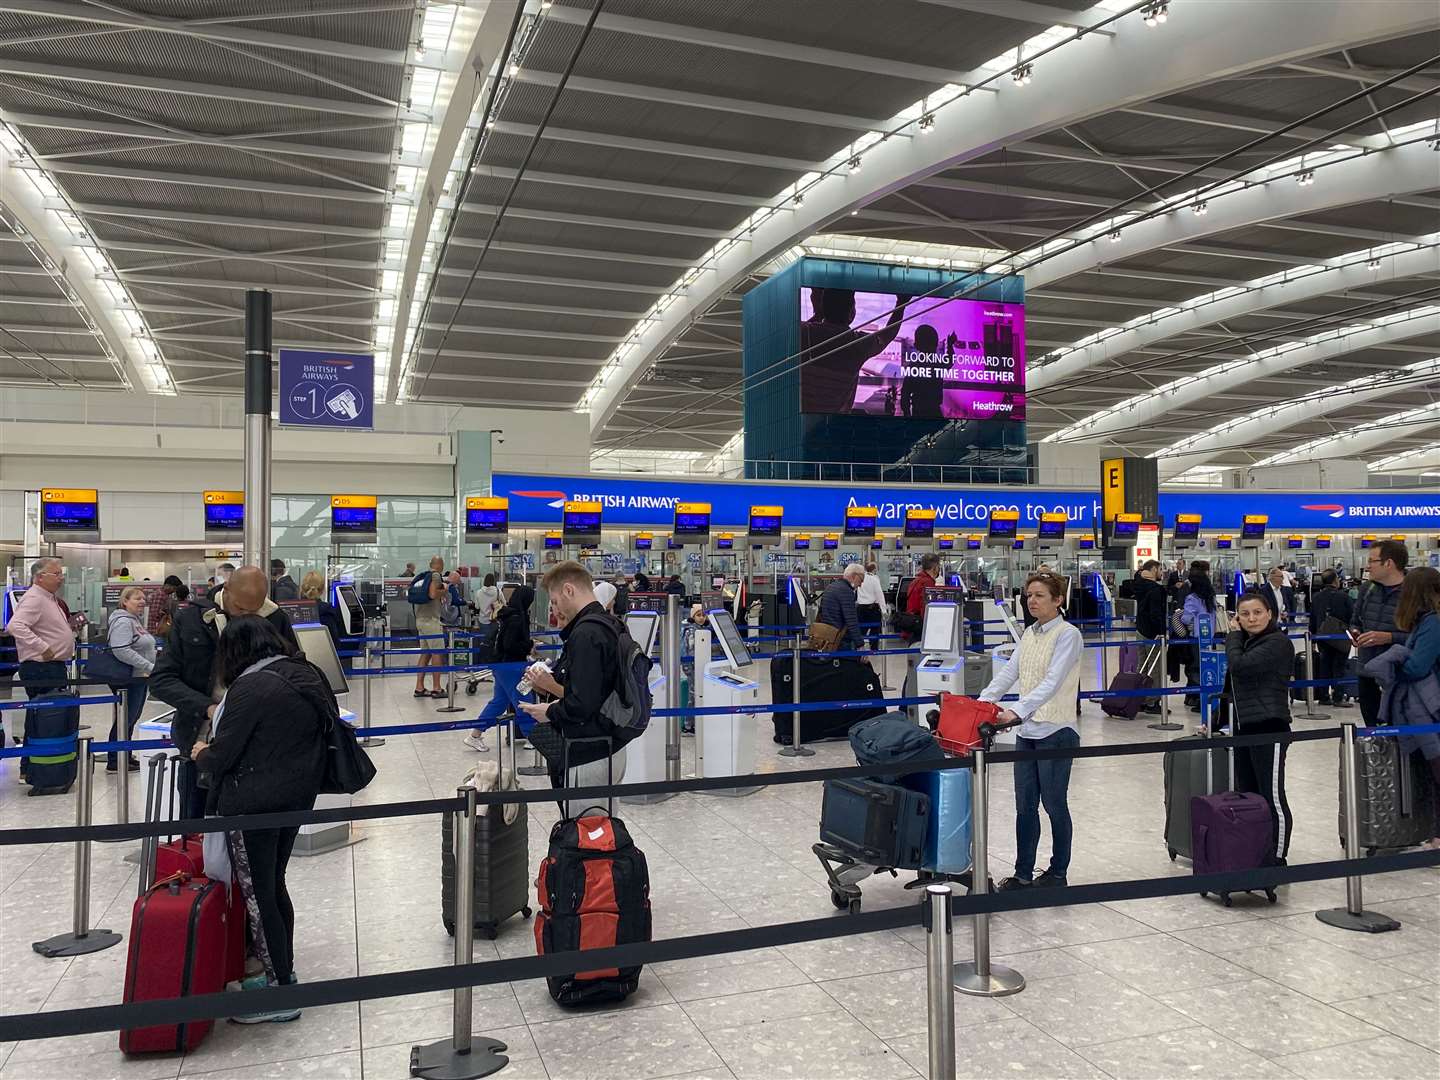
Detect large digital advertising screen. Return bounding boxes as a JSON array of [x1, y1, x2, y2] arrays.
[[798, 288, 1025, 420]]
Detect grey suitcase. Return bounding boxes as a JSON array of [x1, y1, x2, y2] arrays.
[[440, 758, 532, 940], [962, 653, 993, 696], [1163, 735, 1230, 861], [1339, 736, 1437, 855]]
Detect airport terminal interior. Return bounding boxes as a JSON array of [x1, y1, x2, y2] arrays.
[[1, 1, 1440, 1078]]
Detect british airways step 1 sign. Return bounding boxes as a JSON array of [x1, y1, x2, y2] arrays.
[[494, 472, 1440, 531], [279, 349, 374, 430]]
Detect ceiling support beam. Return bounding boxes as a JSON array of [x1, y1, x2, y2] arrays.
[[455, 201, 728, 239], [469, 165, 766, 208], [488, 120, 814, 173], [36, 158, 388, 202], [56, 200, 388, 238], [913, 0, 1102, 30]]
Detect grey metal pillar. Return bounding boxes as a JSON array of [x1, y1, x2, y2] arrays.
[[925, 883, 957, 1080], [1317, 723, 1400, 933], [663, 593, 682, 782], [777, 632, 814, 757], [952, 748, 1024, 996], [243, 288, 272, 571], [1148, 633, 1182, 731]]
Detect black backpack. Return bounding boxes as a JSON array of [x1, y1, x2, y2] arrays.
[[574, 612, 652, 744], [472, 619, 502, 664]]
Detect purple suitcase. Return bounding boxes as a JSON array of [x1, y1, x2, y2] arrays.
[[1118, 644, 1140, 674], [1190, 792, 1277, 906], [1101, 671, 1152, 719]]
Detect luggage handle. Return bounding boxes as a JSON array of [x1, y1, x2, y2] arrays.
[[563, 735, 615, 818]]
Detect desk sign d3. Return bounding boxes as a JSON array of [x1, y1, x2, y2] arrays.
[[279, 349, 374, 429]]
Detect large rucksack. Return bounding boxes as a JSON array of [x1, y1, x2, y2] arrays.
[[575, 612, 652, 744], [407, 571, 434, 606], [848, 712, 943, 782], [535, 812, 651, 1006]]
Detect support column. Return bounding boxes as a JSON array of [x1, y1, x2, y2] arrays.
[[244, 289, 273, 571]]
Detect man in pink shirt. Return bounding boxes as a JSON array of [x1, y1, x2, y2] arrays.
[[8, 557, 75, 699]]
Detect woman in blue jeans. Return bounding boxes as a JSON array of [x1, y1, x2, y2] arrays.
[[978, 572, 1084, 890], [464, 585, 535, 752]]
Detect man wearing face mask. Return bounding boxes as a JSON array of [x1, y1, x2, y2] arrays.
[[151, 565, 297, 818]]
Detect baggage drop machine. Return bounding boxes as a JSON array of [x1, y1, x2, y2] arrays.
[[694, 608, 760, 795], [911, 600, 992, 724]]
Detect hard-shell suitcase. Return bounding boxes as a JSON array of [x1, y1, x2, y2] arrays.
[[23, 690, 79, 795], [819, 778, 930, 869], [120, 874, 231, 1053], [535, 812, 651, 1006], [1102, 671, 1153, 720], [1191, 791, 1277, 906], [1339, 735, 1438, 854], [901, 767, 972, 875], [962, 653, 993, 696], [441, 797, 532, 940], [1162, 735, 1230, 860], [770, 653, 884, 745]]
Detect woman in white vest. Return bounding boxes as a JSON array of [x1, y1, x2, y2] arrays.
[[978, 572, 1083, 891]]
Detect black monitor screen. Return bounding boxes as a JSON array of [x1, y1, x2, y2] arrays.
[[1173, 518, 1201, 540], [666, 537, 683, 550], [634, 537, 652, 550], [988, 516, 1018, 540], [204, 503, 243, 533], [1316, 538, 1331, 549], [563, 510, 601, 541], [938, 537, 954, 550], [466, 507, 507, 534], [1241, 519, 1267, 540], [674, 512, 710, 538], [793, 537, 810, 550], [1360, 537, 1375, 548], [715, 536, 734, 550], [904, 516, 936, 539], [822, 537, 838, 550], [966, 538, 982, 550], [1216, 537, 1233, 550], [748, 513, 782, 538], [1038, 518, 1065, 541], [1111, 518, 1140, 540], [42, 501, 98, 532], [543, 535, 563, 549], [331, 506, 376, 535], [843, 512, 877, 538]]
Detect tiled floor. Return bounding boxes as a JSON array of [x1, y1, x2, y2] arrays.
[[1, 649, 1436, 1079]]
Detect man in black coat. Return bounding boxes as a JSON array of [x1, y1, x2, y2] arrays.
[[1309, 570, 1354, 707], [150, 565, 298, 818], [1131, 560, 1168, 714]]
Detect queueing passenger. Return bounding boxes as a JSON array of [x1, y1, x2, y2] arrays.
[[474, 573, 502, 628], [301, 571, 344, 653], [150, 566, 298, 820], [1374, 567, 1440, 847], [979, 572, 1083, 891], [1351, 539, 1409, 726], [518, 562, 628, 816], [412, 555, 447, 699], [1259, 568, 1295, 625], [269, 559, 300, 602], [1177, 561, 1218, 712], [665, 574, 686, 598], [8, 557, 74, 699], [106, 586, 156, 772], [816, 564, 866, 651], [191, 616, 330, 1022], [634, 570, 652, 593], [1131, 559, 1168, 715], [900, 552, 941, 700], [856, 561, 888, 650], [464, 585, 536, 753], [1225, 592, 1295, 864], [1309, 570, 1354, 708]]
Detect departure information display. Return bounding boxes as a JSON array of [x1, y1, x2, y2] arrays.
[[748, 505, 783, 540], [562, 500, 602, 543], [203, 491, 244, 538], [465, 496, 509, 540], [673, 502, 712, 541], [987, 510, 1018, 541], [843, 507, 878, 539], [331, 495, 377, 540], [1037, 514, 1066, 541], [41, 488, 100, 540]]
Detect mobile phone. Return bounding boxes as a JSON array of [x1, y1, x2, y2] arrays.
[[1346, 629, 1360, 643]]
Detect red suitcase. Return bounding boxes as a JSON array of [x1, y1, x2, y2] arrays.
[[155, 834, 204, 880], [120, 873, 233, 1054]]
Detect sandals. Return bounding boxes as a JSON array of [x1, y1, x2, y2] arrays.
[[413, 689, 429, 698]]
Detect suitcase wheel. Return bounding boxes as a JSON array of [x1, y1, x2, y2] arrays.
[[1222, 893, 1233, 908], [522, 906, 532, 919], [1167, 847, 1177, 862], [848, 897, 862, 915], [830, 888, 849, 910], [466, 684, 478, 696], [479, 922, 498, 941], [1266, 889, 1277, 904]]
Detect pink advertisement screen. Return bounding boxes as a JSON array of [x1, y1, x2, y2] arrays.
[[798, 289, 1025, 420]]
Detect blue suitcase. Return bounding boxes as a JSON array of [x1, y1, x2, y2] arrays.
[[818, 779, 930, 869], [902, 766, 973, 874], [25, 691, 80, 795]]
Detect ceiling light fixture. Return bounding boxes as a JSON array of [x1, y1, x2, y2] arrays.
[[793, 191, 805, 206], [1367, 256, 1383, 268], [509, 62, 520, 76], [1143, 2, 1169, 27], [1013, 63, 1033, 86], [414, 43, 427, 60], [917, 113, 936, 133], [847, 155, 862, 173], [1193, 201, 1208, 215], [1296, 170, 1315, 185], [850, 209, 859, 216], [1108, 230, 1122, 243]]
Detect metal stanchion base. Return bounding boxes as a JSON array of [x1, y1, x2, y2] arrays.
[[360, 737, 387, 747], [1315, 907, 1400, 934], [1147, 720, 1184, 731], [1306, 711, 1332, 721], [32, 929, 122, 958], [409, 1037, 509, 1079], [777, 744, 815, 758], [952, 962, 1025, 997], [435, 705, 466, 715]]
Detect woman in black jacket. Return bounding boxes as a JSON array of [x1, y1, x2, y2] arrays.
[[1224, 592, 1295, 864], [191, 616, 332, 1021], [465, 585, 536, 751]]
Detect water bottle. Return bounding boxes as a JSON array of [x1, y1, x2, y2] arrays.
[[517, 661, 549, 697]]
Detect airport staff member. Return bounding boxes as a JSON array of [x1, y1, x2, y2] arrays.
[[856, 562, 888, 650], [8, 557, 75, 700], [1351, 539, 1410, 726]]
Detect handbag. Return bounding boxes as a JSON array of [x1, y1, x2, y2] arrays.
[[321, 712, 376, 795], [891, 609, 922, 636], [806, 620, 844, 652], [1318, 615, 1352, 657], [934, 694, 1002, 755], [83, 643, 134, 685]]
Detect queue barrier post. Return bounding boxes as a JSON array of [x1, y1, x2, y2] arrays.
[[411, 785, 509, 1078], [359, 635, 385, 748], [1316, 722, 1399, 934], [925, 883, 957, 1080], [951, 745, 1024, 997], [436, 629, 466, 715], [1148, 634, 1182, 732], [33, 737, 123, 958], [1301, 629, 1330, 721], [777, 633, 815, 758]]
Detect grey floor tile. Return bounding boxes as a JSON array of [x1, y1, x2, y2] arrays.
[[1156, 976, 1386, 1058], [1077, 1025, 1297, 1079], [1000, 969, 1195, 1049], [529, 1003, 723, 1080], [1061, 932, 1254, 995], [1376, 893, 1440, 929], [1331, 985, 1440, 1052], [358, 994, 524, 1049], [1269, 910, 1440, 961], [999, 901, 1156, 947], [1275, 1033, 1440, 1079], [887, 1016, 1110, 1079], [1227, 939, 1429, 1002], [1103, 893, 1266, 933], [174, 1004, 361, 1076], [178, 1051, 361, 1079], [679, 982, 842, 1034], [0, 1049, 182, 1080], [777, 930, 925, 981], [990, 947, 1098, 982], [1171, 917, 1313, 956], [655, 954, 810, 1003], [819, 966, 1018, 1040], [705, 1007, 919, 1080]]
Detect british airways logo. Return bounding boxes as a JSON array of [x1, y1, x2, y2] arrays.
[[512, 489, 567, 509], [1302, 504, 1345, 519]]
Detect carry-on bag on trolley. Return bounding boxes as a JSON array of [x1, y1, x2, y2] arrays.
[[769, 651, 884, 745], [1162, 734, 1230, 861], [23, 690, 79, 795], [441, 753, 532, 940], [818, 779, 930, 869], [1338, 733, 1438, 854], [1191, 791, 1278, 906]]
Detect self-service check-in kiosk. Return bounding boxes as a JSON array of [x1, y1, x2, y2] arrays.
[[293, 623, 362, 855], [912, 601, 993, 724], [619, 609, 674, 804], [696, 608, 759, 795], [332, 582, 366, 636]]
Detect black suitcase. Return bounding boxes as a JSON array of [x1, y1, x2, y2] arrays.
[[1290, 654, 1307, 703], [1162, 735, 1229, 860], [819, 778, 930, 868], [441, 771, 532, 939], [24, 691, 80, 795], [770, 653, 885, 744]]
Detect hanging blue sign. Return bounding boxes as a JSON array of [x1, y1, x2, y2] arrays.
[[278, 349, 374, 429]]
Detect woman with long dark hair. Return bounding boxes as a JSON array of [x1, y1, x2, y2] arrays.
[[1225, 592, 1295, 863], [190, 616, 332, 1023], [1178, 560, 1217, 712]]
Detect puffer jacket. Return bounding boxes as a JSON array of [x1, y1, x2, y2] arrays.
[[1223, 626, 1293, 729], [1365, 641, 1440, 728]]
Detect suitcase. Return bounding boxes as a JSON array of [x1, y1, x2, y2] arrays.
[[962, 653, 993, 696], [23, 690, 80, 795], [848, 712, 944, 783], [441, 792, 532, 940], [1162, 735, 1229, 860], [1118, 643, 1141, 674], [1339, 735, 1439, 854], [120, 873, 232, 1053], [1191, 791, 1277, 906], [535, 812, 651, 1006], [818, 778, 930, 869], [1290, 654, 1307, 703], [901, 767, 972, 875], [1101, 671, 1153, 720], [770, 653, 884, 745]]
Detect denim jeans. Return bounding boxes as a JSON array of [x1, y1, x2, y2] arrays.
[[107, 680, 148, 766], [1012, 726, 1080, 881]]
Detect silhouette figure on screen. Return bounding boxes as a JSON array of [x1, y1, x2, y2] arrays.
[[799, 288, 910, 414], [900, 323, 950, 419]]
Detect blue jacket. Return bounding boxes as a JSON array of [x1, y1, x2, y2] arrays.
[[1364, 638, 1440, 729], [1398, 611, 1440, 682]]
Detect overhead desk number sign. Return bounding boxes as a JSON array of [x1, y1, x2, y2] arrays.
[[279, 348, 374, 429]]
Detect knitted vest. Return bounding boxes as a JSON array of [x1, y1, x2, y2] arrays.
[[1017, 620, 1081, 733]]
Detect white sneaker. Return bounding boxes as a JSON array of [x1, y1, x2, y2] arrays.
[[463, 731, 489, 752]]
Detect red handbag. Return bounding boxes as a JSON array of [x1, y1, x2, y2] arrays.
[[935, 694, 1001, 755]]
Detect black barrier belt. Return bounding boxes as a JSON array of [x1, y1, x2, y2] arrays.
[[986, 725, 1343, 765], [4, 847, 1435, 1043]]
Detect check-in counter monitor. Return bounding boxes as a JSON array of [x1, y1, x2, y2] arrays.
[[332, 583, 366, 636]]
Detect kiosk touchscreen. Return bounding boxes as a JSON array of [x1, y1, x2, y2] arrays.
[[625, 610, 660, 658], [332, 583, 366, 636], [912, 601, 994, 724], [293, 623, 356, 854], [295, 624, 349, 697], [696, 608, 759, 792]]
